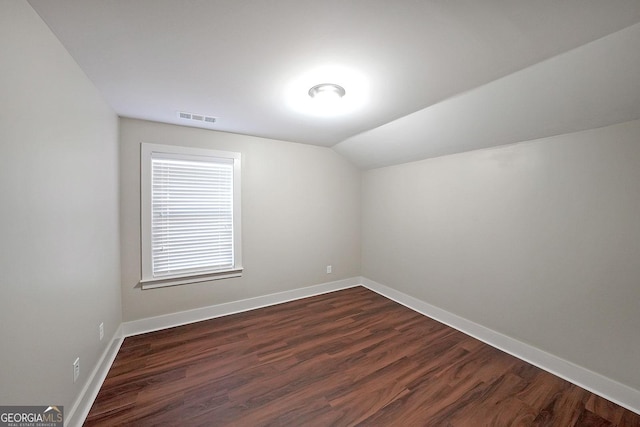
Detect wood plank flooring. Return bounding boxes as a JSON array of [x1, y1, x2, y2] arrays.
[[85, 287, 640, 426]]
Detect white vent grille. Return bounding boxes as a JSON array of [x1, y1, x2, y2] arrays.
[[177, 111, 217, 124]]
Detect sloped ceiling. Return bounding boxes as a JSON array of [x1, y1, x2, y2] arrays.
[[334, 22, 640, 168], [28, 0, 640, 169]]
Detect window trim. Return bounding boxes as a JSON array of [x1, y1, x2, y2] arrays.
[[140, 143, 242, 289]]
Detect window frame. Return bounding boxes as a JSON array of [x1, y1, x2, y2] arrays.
[[140, 143, 242, 289]]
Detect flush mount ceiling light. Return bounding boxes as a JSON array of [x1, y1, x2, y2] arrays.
[[308, 83, 346, 101], [285, 65, 368, 117]]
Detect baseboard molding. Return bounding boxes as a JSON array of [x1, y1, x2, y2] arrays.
[[66, 325, 124, 427], [122, 277, 361, 337], [360, 276, 640, 415]]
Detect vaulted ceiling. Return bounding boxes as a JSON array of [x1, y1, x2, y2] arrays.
[[29, 1, 640, 168]]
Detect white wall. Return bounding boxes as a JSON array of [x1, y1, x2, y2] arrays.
[[362, 119, 640, 391], [0, 0, 121, 416], [120, 118, 361, 321]]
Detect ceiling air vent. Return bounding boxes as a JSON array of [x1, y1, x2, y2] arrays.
[[177, 111, 217, 124]]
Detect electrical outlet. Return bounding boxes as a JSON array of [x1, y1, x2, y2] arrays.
[[73, 358, 80, 383], [326, 265, 332, 274], [99, 322, 104, 341]]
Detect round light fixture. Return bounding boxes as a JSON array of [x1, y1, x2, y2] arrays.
[[308, 83, 346, 101], [284, 65, 367, 117]]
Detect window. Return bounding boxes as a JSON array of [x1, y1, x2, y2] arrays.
[[140, 143, 242, 289]]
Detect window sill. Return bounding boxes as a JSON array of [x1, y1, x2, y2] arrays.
[[140, 268, 243, 290]]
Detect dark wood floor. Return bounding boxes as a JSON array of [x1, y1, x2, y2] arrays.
[[85, 286, 640, 426]]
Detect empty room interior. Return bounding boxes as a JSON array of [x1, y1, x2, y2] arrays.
[[2, 1, 640, 425]]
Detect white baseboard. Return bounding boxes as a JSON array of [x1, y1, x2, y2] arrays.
[[360, 276, 640, 415], [66, 325, 124, 427], [122, 277, 361, 337]]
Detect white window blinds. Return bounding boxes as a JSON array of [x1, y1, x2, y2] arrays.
[[151, 155, 234, 277], [141, 143, 242, 288]]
